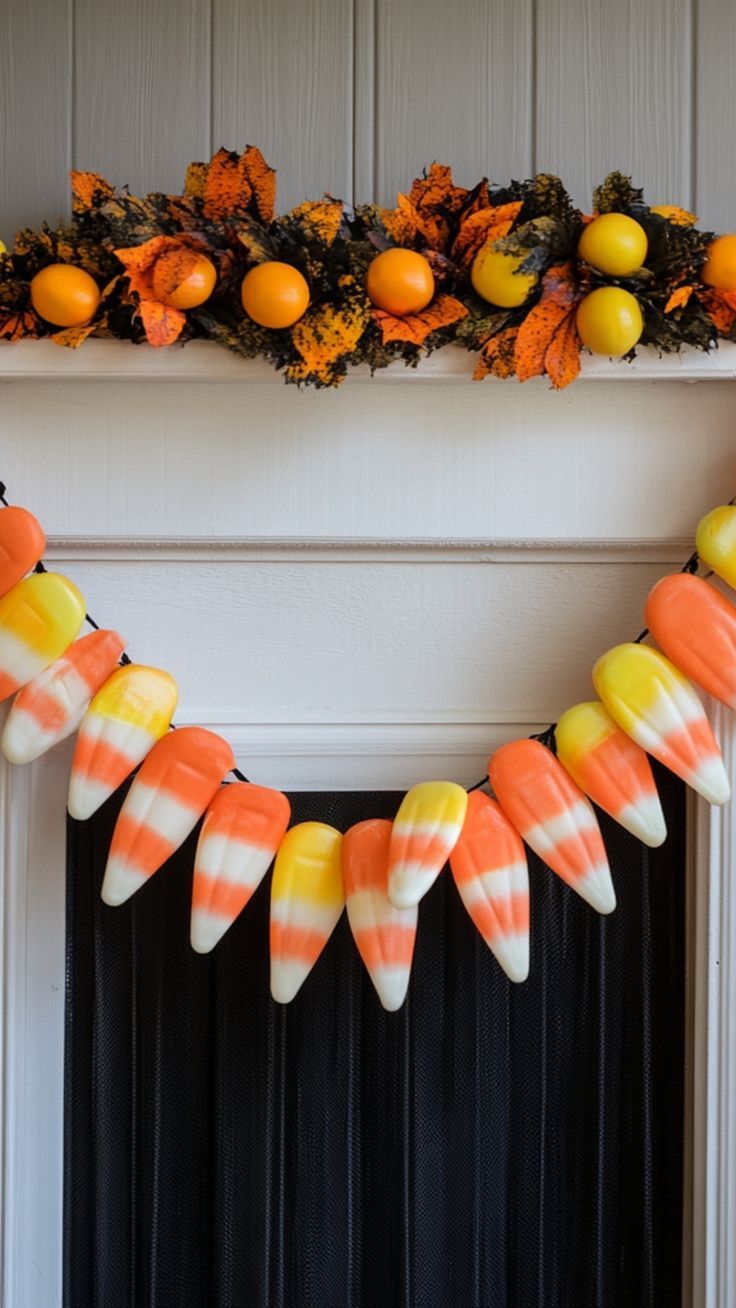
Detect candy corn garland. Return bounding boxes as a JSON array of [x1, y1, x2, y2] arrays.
[[1, 482, 735, 1010]]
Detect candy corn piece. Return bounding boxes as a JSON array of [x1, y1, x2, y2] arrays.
[[68, 664, 178, 820], [0, 572, 85, 703], [387, 781, 468, 909], [101, 726, 234, 906], [1, 629, 125, 763], [695, 505, 736, 589], [593, 643, 730, 805], [555, 701, 666, 847], [343, 819, 417, 1011], [646, 574, 736, 711], [489, 739, 616, 914], [190, 782, 291, 953], [270, 822, 344, 1003], [449, 791, 530, 981], [0, 506, 46, 598]]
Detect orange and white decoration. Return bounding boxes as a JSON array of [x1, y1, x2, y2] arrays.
[[1, 485, 735, 1008]]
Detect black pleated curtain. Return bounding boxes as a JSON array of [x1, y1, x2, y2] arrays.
[[65, 769, 685, 1308]]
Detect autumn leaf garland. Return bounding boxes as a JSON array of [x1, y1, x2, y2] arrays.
[[0, 149, 733, 387]]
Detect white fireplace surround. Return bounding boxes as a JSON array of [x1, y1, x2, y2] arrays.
[[1, 341, 735, 1307]]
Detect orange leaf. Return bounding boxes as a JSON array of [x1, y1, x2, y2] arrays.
[[288, 282, 370, 386], [473, 326, 519, 380], [451, 202, 523, 268], [184, 161, 207, 200], [51, 320, 101, 349], [70, 169, 114, 215], [290, 200, 344, 245], [409, 162, 467, 216], [115, 234, 211, 300], [137, 299, 186, 348], [201, 146, 276, 222], [656, 205, 697, 226], [664, 285, 694, 313], [115, 234, 170, 289], [539, 262, 579, 308], [0, 310, 39, 341], [380, 194, 421, 245], [513, 263, 579, 381], [242, 145, 276, 223], [700, 289, 736, 335], [373, 293, 468, 346], [151, 248, 200, 299], [544, 311, 581, 389]]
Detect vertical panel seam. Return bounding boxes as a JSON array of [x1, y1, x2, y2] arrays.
[[372, 0, 378, 201], [690, 0, 698, 214], [530, 0, 538, 175], [351, 0, 377, 205], [350, 0, 357, 206], [209, 0, 215, 157], [68, 0, 76, 213]]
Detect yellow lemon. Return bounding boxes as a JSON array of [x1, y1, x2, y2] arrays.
[[578, 213, 648, 277], [471, 247, 538, 308], [702, 234, 736, 291], [576, 287, 643, 356], [30, 264, 101, 327], [0, 239, 6, 255]]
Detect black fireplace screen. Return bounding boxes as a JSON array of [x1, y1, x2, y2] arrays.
[[65, 772, 686, 1308]]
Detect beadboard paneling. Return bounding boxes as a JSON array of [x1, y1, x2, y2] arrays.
[[369, 0, 533, 206], [695, 0, 736, 230], [212, 0, 354, 209], [2, 0, 735, 229], [73, 0, 211, 198], [535, 0, 693, 211], [0, 0, 72, 238]]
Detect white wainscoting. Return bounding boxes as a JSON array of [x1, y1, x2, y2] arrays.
[[2, 367, 735, 1305]]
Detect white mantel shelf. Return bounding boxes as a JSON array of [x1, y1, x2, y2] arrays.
[[2, 338, 736, 381]]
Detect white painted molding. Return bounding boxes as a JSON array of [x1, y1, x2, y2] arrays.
[[45, 536, 693, 564], [688, 703, 736, 1308], [2, 338, 736, 381]]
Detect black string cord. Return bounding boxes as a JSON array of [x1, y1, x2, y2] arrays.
[[2, 478, 732, 796], [0, 481, 249, 781], [462, 504, 736, 795]]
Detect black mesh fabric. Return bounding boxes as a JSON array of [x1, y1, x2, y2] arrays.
[[65, 770, 685, 1308]]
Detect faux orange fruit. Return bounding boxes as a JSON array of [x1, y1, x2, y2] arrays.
[[241, 261, 310, 329], [30, 264, 101, 328], [471, 247, 538, 308], [577, 213, 648, 277], [576, 287, 643, 356], [152, 250, 217, 310], [702, 234, 736, 291], [366, 248, 435, 316]]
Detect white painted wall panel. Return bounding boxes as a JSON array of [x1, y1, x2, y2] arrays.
[[2, 0, 734, 229], [48, 553, 676, 734], [2, 377, 734, 543], [73, 0, 212, 198], [212, 0, 354, 209], [695, 0, 736, 230], [535, 0, 694, 210], [0, 0, 72, 237], [368, 0, 533, 206]]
